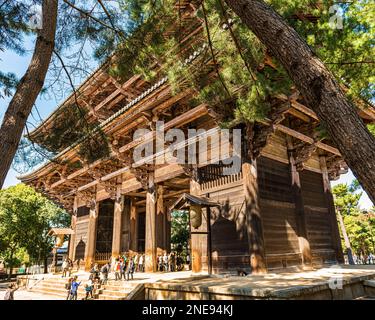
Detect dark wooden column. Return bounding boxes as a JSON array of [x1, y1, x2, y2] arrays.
[[85, 199, 98, 271], [68, 196, 77, 261], [156, 185, 168, 254], [287, 138, 312, 266], [120, 196, 131, 253], [242, 159, 267, 274], [319, 155, 345, 263], [145, 173, 157, 272], [111, 185, 123, 258], [189, 172, 207, 273], [129, 198, 138, 252]]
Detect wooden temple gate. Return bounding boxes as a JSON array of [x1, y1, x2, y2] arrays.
[[19, 1, 375, 274]]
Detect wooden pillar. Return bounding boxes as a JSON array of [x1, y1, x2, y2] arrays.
[[287, 139, 312, 266], [68, 196, 78, 261], [190, 174, 207, 273], [242, 160, 267, 274], [319, 155, 345, 263], [85, 199, 98, 271], [111, 185, 123, 258], [156, 185, 168, 255], [145, 173, 157, 272], [121, 197, 131, 253], [129, 199, 138, 252]]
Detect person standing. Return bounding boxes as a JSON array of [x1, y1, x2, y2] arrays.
[[100, 262, 109, 285], [138, 254, 144, 272], [163, 252, 168, 272], [70, 276, 81, 300], [114, 259, 121, 281], [169, 252, 176, 272], [134, 254, 139, 272], [186, 254, 191, 270], [120, 259, 126, 280], [158, 254, 163, 272], [125, 257, 135, 281], [4, 283, 18, 300], [61, 259, 69, 278], [84, 279, 94, 300], [68, 258, 73, 277], [65, 277, 73, 300]]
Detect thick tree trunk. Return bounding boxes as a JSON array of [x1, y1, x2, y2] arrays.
[[225, 0, 375, 203], [0, 0, 57, 188]]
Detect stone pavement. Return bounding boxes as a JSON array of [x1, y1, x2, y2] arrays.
[[145, 265, 375, 300], [6, 265, 375, 300]]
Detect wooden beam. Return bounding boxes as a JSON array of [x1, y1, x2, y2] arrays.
[[119, 103, 209, 153], [275, 124, 341, 156]]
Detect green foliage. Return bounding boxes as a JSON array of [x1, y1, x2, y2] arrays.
[[14, 0, 374, 168], [32, 103, 110, 164], [332, 180, 362, 212], [333, 180, 375, 255], [368, 124, 375, 136], [0, 184, 70, 269], [270, 0, 375, 102], [171, 210, 190, 256], [0, 1, 29, 98]]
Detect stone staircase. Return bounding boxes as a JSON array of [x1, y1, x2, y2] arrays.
[[97, 280, 141, 300], [28, 276, 143, 300], [28, 277, 90, 300]]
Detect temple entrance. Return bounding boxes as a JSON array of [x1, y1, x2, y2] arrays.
[[170, 210, 191, 271], [96, 199, 114, 254]]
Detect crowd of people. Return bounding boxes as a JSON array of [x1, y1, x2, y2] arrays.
[[62, 251, 189, 300], [157, 251, 188, 272], [351, 252, 375, 265]]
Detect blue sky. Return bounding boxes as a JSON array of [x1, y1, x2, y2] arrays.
[[0, 35, 373, 209]]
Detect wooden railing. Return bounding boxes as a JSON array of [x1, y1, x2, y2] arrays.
[[95, 252, 112, 262], [199, 164, 242, 192]]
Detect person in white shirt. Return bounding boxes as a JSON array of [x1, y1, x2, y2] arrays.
[[138, 254, 144, 272], [62, 259, 69, 278], [163, 252, 169, 272]]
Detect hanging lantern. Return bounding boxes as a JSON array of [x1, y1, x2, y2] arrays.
[[56, 234, 65, 247], [190, 204, 202, 229]]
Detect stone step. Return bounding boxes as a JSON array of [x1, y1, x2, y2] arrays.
[[99, 289, 133, 296], [98, 294, 127, 300], [35, 284, 87, 294], [102, 284, 137, 290], [31, 287, 99, 300], [37, 281, 102, 290]]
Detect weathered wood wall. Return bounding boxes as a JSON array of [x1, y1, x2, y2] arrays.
[[257, 157, 302, 270], [300, 170, 337, 265], [191, 129, 341, 273], [74, 206, 90, 260]]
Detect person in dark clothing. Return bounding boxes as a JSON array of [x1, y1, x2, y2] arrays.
[[125, 257, 135, 281], [100, 262, 109, 285]]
